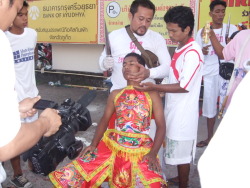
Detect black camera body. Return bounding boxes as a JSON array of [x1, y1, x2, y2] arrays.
[[24, 91, 96, 176]]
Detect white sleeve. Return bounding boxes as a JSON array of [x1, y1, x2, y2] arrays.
[[0, 31, 21, 147], [179, 50, 202, 91], [98, 46, 107, 71], [195, 29, 203, 47], [149, 35, 171, 79]]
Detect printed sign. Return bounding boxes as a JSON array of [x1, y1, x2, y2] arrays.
[[27, 0, 98, 43], [99, 0, 199, 46], [198, 0, 250, 30]]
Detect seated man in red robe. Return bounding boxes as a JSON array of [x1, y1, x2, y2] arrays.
[[49, 52, 167, 188]]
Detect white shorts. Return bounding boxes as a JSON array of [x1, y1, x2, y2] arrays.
[[164, 138, 195, 165], [202, 75, 229, 118]]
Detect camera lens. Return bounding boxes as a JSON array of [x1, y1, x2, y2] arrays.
[[67, 140, 83, 160]]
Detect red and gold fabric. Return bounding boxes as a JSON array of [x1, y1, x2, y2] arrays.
[[49, 86, 166, 187]]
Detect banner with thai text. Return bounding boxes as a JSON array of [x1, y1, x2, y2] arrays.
[[198, 0, 250, 30], [27, 0, 98, 43], [99, 0, 199, 46]]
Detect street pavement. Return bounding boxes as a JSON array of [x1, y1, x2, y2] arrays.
[[2, 83, 220, 188]]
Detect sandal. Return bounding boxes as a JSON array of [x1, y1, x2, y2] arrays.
[[196, 141, 208, 148], [167, 177, 179, 186]]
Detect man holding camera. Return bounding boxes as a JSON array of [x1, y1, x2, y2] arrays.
[[99, 0, 171, 92], [0, 0, 61, 187], [5, 1, 39, 187]]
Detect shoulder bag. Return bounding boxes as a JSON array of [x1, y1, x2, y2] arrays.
[[125, 25, 159, 68]]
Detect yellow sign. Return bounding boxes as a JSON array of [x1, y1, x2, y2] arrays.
[[27, 0, 98, 43], [99, 0, 199, 46], [198, 0, 250, 30]]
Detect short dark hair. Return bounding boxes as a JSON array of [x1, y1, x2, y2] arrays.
[[164, 6, 194, 36], [130, 0, 155, 16], [209, 0, 227, 11], [124, 52, 146, 67], [23, 1, 29, 8]]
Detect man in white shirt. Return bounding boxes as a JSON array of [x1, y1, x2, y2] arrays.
[[195, 0, 237, 147], [0, 0, 61, 187], [136, 6, 203, 188], [99, 0, 171, 92], [5, 1, 39, 187]]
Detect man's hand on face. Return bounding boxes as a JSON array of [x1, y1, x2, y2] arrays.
[[128, 63, 150, 82], [134, 82, 155, 92], [19, 96, 41, 118]]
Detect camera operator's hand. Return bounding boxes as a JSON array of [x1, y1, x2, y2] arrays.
[[19, 96, 41, 118], [79, 145, 96, 157], [103, 55, 114, 70], [39, 108, 62, 137]]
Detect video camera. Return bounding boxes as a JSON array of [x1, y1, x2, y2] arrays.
[[23, 90, 97, 176]]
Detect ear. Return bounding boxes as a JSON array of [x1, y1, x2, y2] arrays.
[[128, 12, 133, 22], [209, 11, 212, 17], [185, 26, 191, 34]]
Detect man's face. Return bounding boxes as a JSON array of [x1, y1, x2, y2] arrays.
[[166, 23, 189, 43], [122, 56, 140, 80], [13, 6, 28, 29], [209, 5, 226, 25], [0, 0, 24, 31], [129, 6, 154, 36]]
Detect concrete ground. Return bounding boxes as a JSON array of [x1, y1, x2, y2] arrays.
[[2, 83, 220, 188]]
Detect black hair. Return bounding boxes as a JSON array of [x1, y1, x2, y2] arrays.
[[130, 0, 155, 16], [23, 1, 29, 8], [164, 6, 194, 36], [124, 52, 146, 67], [209, 0, 227, 11]]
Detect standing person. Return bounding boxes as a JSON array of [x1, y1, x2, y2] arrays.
[[99, 0, 171, 92], [135, 6, 203, 188], [221, 29, 250, 108], [0, 0, 62, 187], [195, 0, 237, 147], [209, 29, 250, 112], [198, 29, 250, 188], [49, 53, 167, 187], [5, 1, 38, 187]]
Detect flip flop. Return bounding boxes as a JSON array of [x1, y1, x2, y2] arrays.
[[196, 141, 208, 148], [167, 177, 179, 186]]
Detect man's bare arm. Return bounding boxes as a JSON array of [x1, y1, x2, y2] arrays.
[[0, 108, 61, 161]]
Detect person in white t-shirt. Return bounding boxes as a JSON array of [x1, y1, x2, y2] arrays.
[[135, 6, 203, 188], [99, 0, 171, 92], [5, 1, 38, 187], [0, 1, 61, 187], [195, 0, 237, 148]]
